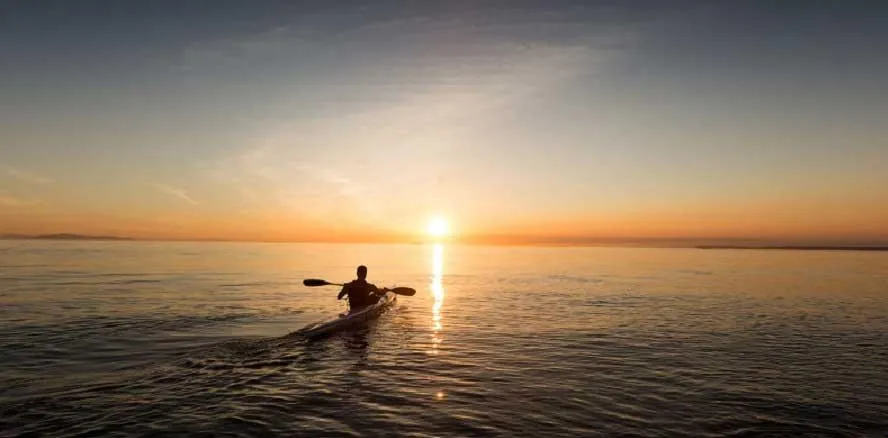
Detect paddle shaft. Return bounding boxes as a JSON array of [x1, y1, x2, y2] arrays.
[[303, 278, 416, 296]]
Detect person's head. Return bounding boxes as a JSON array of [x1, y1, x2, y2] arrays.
[[356, 265, 368, 280]]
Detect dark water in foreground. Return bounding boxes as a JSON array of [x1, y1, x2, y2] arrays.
[[2, 241, 887, 437]]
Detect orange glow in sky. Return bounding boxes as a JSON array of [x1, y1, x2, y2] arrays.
[[2, 3, 887, 246]]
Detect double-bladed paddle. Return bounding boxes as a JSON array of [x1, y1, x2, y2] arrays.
[[302, 278, 416, 296]]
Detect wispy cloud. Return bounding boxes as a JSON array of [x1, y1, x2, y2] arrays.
[[206, 145, 283, 184], [199, 38, 607, 224], [293, 164, 371, 205], [3, 165, 53, 184], [178, 26, 302, 70], [151, 183, 197, 205], [0, 195, 24, 206], [193, 9, 639, 229], [0, 192, 42, 207]]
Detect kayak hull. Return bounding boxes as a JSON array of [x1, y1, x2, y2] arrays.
[[300, 292, 396, 338]]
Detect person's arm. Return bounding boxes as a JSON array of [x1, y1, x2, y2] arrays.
[[337, 284, 348, 300]]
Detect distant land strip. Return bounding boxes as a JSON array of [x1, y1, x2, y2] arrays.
[[1, 233, 133, 241], [697, 246, 888, 252]]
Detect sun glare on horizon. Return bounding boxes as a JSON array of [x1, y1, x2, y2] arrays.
[[427, 217, 449, 238]]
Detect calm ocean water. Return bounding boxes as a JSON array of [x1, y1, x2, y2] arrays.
[[1, 240, 887, 437]]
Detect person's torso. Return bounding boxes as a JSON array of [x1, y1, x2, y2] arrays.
[[346, 280, 373, 306]]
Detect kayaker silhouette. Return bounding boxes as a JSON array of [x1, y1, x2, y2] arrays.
[[338, 265, 382, 310]]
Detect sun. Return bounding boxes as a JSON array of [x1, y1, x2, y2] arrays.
[[427, 217, 449, 238]]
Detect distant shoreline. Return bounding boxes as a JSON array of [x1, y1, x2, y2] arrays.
[[696, 246, 888, 252], [1, 233, 133, 241]]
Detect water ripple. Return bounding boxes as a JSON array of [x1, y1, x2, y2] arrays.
[[2, 242, 887, 437]]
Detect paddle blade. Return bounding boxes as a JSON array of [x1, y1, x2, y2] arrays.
[[389, 287, 416, 296], [303, 279, 331, 287]]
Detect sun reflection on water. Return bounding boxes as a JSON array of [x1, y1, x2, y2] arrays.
[[430, 243, 444, 355]]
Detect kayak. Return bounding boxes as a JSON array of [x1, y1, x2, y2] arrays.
[[299, 292, 397, 338]]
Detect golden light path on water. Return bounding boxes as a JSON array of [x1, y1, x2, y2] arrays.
[[430, 243, 444, 357]]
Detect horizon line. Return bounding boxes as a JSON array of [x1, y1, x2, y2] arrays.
[[2, 232, 887, 249]]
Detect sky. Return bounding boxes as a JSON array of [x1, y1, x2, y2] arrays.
[[1, 0, 887, 245]]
